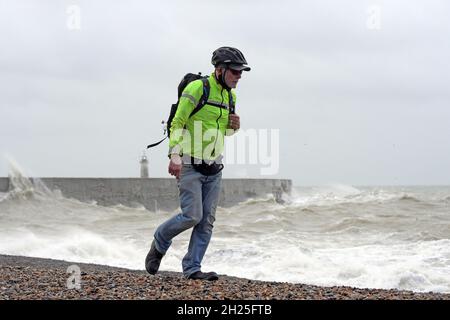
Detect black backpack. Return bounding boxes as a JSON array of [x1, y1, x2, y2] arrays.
[[147, 72, 210, 149], [147, 72, 235, 149]]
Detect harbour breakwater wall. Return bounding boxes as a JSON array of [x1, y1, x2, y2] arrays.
[[0, 177, 292, 211]]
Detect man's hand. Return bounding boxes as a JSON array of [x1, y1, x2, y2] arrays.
[[168, 154, 182, 179], [228, 114, 240, 130]]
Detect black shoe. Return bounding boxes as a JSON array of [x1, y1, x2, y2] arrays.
[[187, 271, 219, 281], [145, 240, 164, 275]]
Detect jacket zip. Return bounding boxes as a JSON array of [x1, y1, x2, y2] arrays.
[[211, 89, 225, 157]]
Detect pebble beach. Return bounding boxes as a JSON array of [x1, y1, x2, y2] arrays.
[[1, 254, 449, 300]]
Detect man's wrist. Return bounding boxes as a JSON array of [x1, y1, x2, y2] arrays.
[[170, 153, 182, 165], [168, 145, 181, 156]]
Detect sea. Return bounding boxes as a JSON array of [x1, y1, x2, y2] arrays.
[[1, 169, 449, 293]]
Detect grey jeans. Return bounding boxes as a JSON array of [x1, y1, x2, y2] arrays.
[[153, 164, 222, 277]]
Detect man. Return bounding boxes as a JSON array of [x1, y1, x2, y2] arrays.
[[145, 47, 251, 281]]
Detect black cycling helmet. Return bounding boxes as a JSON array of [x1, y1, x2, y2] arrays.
[[211, 47, 251, 71]]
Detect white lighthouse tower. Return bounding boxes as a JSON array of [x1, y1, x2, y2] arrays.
[[140, 152, 149, 178]]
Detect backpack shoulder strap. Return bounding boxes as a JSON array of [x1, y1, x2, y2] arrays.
[[228, 90, 235, 114], [147, 135, 167, 149], [189, 77, 210, 118]]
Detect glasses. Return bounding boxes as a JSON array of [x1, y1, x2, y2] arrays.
[[229, 69, 242, 76]]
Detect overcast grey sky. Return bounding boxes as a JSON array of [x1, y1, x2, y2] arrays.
[[1, 0, 449, 186]]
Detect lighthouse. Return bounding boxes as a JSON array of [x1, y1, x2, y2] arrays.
[[140, 153, 149, 178]]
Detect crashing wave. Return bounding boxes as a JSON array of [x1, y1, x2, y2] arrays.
[[398, 194, 422, 202]]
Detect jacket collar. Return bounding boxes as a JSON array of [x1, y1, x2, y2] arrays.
[[210, 72, 226, 91]]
